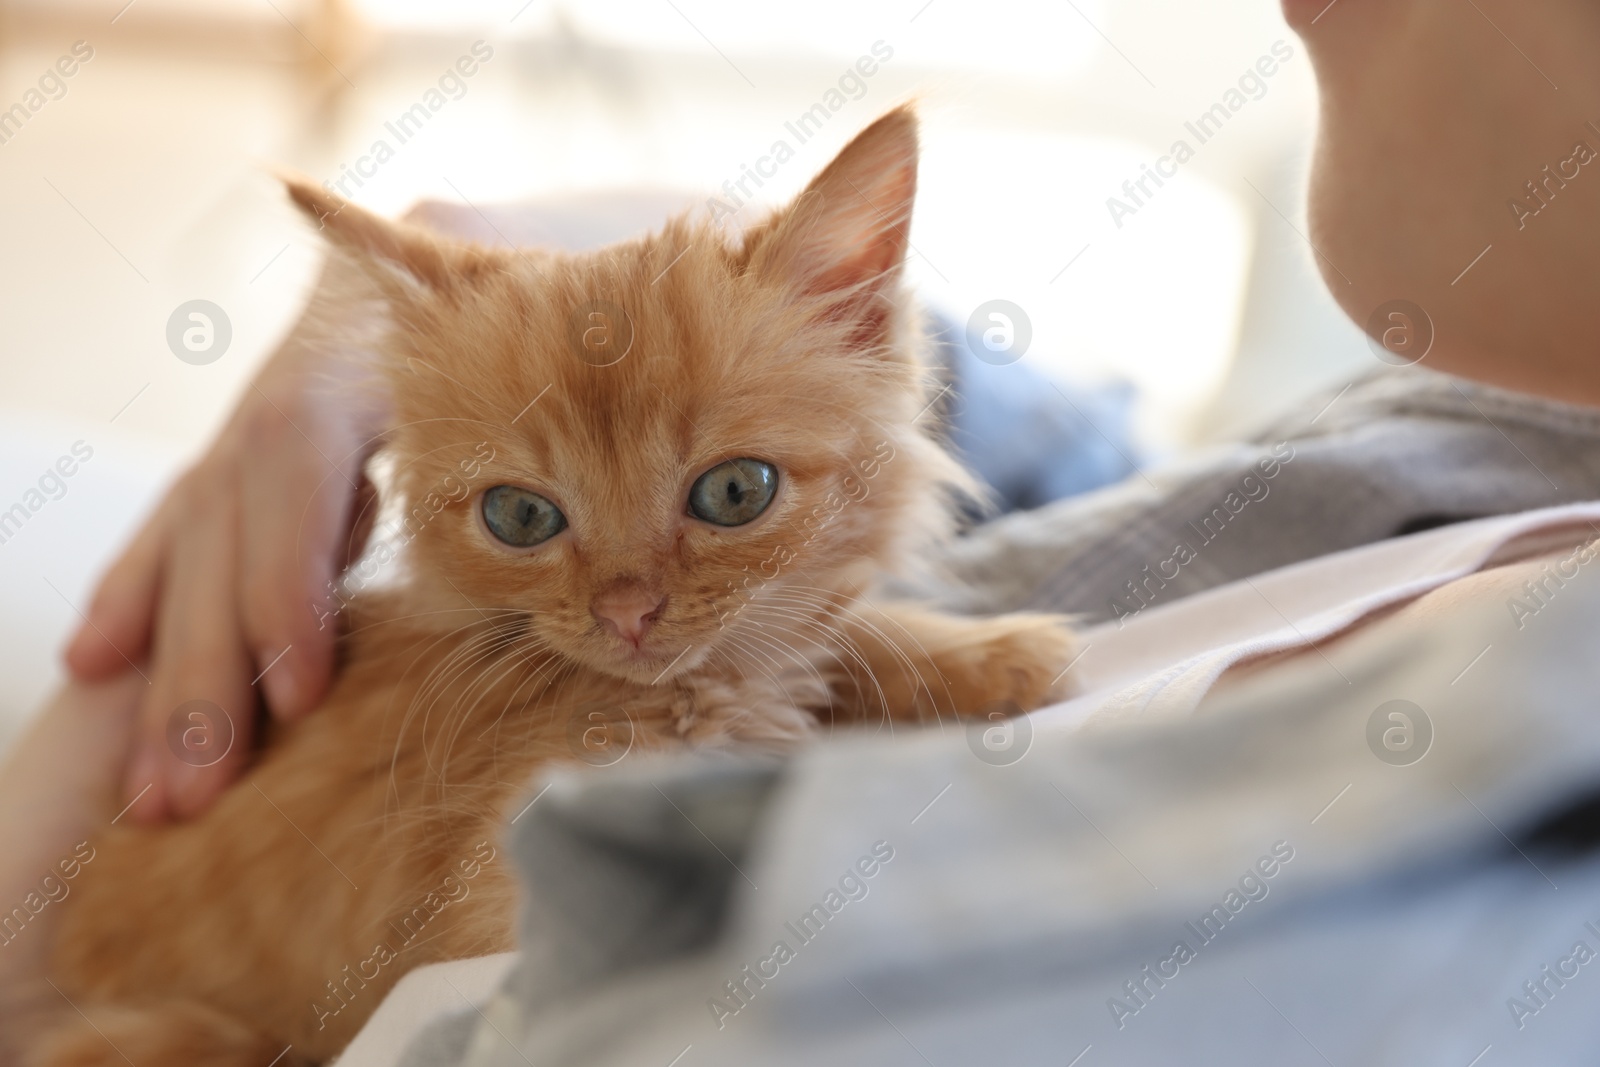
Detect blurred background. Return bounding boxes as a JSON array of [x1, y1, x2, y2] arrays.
[[0, 0, 1371, 732]]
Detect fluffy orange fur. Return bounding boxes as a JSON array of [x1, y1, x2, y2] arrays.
[[20, 107, 1074, 1066]]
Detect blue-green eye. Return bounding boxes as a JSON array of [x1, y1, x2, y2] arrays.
[[481, 485, 565, 547], [688, 459, 777, 526]]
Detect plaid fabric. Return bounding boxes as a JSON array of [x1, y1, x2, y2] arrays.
[[909, 365, 1600, 625]]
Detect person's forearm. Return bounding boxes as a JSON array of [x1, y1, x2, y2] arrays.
[[0, 676, 140, 985]]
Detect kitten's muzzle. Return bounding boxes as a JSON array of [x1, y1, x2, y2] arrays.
[[591, 585, 667, 649]]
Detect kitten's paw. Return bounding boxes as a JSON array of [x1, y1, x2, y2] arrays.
[[941, 613, 1079, 715], [829, 602, 1078, 726]]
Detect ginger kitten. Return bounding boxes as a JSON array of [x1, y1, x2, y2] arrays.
[[21, 106, 1074, 1066]]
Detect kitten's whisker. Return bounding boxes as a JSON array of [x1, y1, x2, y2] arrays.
[[731, 628, 836, 718], [423, 628, 538, 762], [759, 587, 958, 726], [474, 635, 563, 743], [383, 618, 530, 819], [730, 608, 835, 678], [400, 638, 512, 789], [737, 602, 892, 729], [432, 642, 540, 794], [343, 605, 530, 641], [716, 632, 792, 693], [433, 628, 564, 785]]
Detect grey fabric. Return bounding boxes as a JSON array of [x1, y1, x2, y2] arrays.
[[409, 561, 1600, 1067], [395, 759, 784, 1067], [915, 364, 1600, 625], [503, 757, 783, 1008]]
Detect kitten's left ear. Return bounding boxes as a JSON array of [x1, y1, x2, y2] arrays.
[[283, 175, 459, 291], [749, 106, 918, 301]]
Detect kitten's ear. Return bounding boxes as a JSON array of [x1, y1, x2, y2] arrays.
[[749, 106, 918, 298], [283, 175, 457, 291]]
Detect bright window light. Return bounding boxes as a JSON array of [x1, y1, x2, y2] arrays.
[[349, 0, 1104, 79]]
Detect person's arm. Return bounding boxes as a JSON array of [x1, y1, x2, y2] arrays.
[[0, 677, 142, 991]]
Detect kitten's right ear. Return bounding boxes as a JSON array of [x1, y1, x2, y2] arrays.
[[748, 106, 919, 300], [283, 175, 456, 291]]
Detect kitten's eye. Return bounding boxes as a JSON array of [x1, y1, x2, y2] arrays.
[[688, 459, 778, 526], [481, 485, 566, 548]]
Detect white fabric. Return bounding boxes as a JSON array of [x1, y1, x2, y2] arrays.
[[336, 953, 518, 1067], [1040, 501, 1600, 729]]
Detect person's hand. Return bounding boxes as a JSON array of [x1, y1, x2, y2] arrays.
[[61, 264, 386, 823]]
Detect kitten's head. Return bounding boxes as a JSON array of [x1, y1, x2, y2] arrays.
[[291, 106, 966, 685]]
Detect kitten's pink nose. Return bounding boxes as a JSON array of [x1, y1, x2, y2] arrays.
[[591, 587, 666, 647]]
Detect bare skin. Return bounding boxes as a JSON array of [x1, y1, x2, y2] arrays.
[[0, 679, 139, 1011], [1285, 0, 1600, 403]]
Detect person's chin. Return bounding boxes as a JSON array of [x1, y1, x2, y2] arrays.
[[1279, 0, 1336, 31]]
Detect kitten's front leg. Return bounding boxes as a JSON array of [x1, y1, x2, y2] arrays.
[[825, 601, 1078, 727]]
